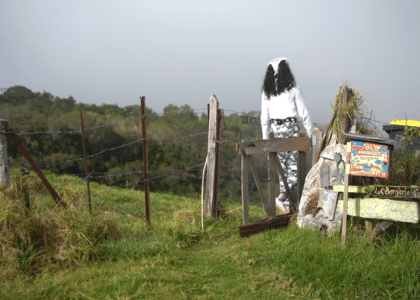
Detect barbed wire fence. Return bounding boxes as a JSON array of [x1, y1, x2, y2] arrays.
[[1, 103, 209, 218], [0, 96, 413, 219]]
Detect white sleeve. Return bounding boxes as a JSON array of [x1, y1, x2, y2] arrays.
[[295, 87, 314, 137], [261, 92, 270, 140]]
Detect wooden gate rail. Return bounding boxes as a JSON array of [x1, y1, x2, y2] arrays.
[[236, 132, 310, 224]]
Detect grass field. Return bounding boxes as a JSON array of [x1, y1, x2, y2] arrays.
[[1, 168, 420, 299]]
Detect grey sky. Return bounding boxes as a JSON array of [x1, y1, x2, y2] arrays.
[[1, 0, 419, 126]]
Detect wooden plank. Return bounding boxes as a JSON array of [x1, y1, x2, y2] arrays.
[[239, 213, 294, 237], [333, 185, 365, 193], [337, 198, 419, 223], [241, 153, 249, 224], [296, 151, 306, 210], [333, 184, 420, 199], [247, 155, 270, 216], [205, 95, 219, 217], [366, 185, 419, 198], [237, 136, 310, 155]]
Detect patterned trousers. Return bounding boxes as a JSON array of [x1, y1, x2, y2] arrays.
[[270, 120, 300, 195]]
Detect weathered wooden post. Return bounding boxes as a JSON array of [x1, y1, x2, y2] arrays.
[[0, 119, 10, 187], [338, 87, 353, 145], [296, 148, 306, 212], [205, 95, 219, 217], [311, 127, 323, 165], [212, 108, 222, 217], [141, 96, 151, 226], [80, 110, 92, 214], [267, 132, 277, 218], [241, 147, 249, 224]]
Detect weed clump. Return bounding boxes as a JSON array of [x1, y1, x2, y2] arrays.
[[0, 173, 123, 280]]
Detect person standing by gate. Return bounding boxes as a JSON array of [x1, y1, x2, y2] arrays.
[[261, 57, 314, 213]]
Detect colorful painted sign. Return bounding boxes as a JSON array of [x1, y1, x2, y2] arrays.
[[348, 141, 390, 178], [371, 186, 420, 198]]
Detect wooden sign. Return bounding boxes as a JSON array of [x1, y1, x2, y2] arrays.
[[368, 185, 420, 198], [337, 198, 419, 223], [348, 141, 390, 178]]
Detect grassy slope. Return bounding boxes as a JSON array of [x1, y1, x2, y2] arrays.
[[1, 170, 420, 299]]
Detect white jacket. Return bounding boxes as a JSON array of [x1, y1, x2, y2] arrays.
[[261, 86, 314, 139]]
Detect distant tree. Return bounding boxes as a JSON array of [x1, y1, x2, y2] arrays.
[[0, 85, 34, 106], [99, 103, 125, 116], [124, 105, 141, 117], [26, 97, 53, 115], [76, 103, 102, 114], [52, 96, 76, 113], [162, 104, 198, 123], [163, 104, 180, 115], [179, 104, 199, 122]]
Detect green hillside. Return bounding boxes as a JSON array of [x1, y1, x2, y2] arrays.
[[1, 168, 420, 299]]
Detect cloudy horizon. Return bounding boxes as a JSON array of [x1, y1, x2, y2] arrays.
[[1, 0, 419, 127]]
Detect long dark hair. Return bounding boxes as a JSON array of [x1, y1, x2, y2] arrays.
[[261, 60, 296, 99]]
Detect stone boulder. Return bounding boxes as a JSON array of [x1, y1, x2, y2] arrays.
[[297, 135, 347, 235]]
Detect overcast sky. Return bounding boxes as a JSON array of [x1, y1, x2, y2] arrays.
[[1, 0, 419, 126]]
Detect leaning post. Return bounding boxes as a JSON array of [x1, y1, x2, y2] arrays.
[[0, 119, 10, 187]]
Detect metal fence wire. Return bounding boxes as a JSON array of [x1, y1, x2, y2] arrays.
[[2, 104, 319, 209]]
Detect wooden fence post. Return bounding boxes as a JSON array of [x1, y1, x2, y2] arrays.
[[80, 110, 92, 214], [296, 150, 306, 211], [141, 96, 151, 226], [267, 132, 276, 218], [205, 95, 219, 217], [241, 150, 249, 224], [212, 108, 222, 217], [338, 87, 353, 145], [311, 127, 323, 165], [0, 119, 10, 188]]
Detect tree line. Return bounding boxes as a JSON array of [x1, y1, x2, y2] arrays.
[[1, 85, 263, 200]]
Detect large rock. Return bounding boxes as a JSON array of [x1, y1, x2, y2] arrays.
[[297, 135, 347, 235]]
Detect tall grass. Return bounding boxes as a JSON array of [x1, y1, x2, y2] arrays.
[[1, 167, 420, 299], [0, 169, 124, 279]]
